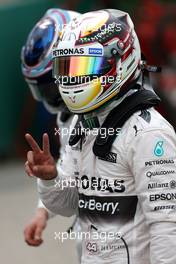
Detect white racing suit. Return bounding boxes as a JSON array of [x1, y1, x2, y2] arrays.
[[38, 103, 176, 264]]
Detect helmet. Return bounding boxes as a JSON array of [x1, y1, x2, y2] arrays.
[[21, 9, 80, 113], [52, 9, 141, 114]]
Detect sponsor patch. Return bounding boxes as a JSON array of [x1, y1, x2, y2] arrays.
[[146, 170, 175, 178], [133, 125, 142, 136], [150, 192, 176, 201], [79, 199, 119, 215], [53, 47, 84, 57], [148, 180, 176, 189], [154, 205, 176, 211], [145, 159, 174, 166], [86, 242, 98, 253], [98, 152, 117, 163], [100, 244, 125, 252], [88, 48, 103, 55], [139, 110, 151, 123], [154, 140, 164, 157], [78, 194, 138, 218]]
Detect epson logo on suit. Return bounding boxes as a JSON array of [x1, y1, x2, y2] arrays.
[[150, 192, 176, 201], [89, 48, 103, 55]]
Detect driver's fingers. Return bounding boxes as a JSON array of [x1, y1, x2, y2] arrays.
[[27, 151, 34, 165], [25, 133, 41, 153], [25, 161, 34, 177], [25, 238, 42, 247], [43, 133, 50, 155], [24, 225, 42, 247], [24, 223, 35, 244], [34, 224, 44, 240]]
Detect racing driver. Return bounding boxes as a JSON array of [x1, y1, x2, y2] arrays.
[[25, 9, 176, 264]]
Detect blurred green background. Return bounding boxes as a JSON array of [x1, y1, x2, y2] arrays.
[[0, 0, 57, 157]]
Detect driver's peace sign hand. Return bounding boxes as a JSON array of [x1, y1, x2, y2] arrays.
[[25, 133, 57, 180]]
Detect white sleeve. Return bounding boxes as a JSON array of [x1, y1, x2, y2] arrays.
[[37, 199, 56, 219], [37, 144, 78, 217], [127, 128, 176, 264]]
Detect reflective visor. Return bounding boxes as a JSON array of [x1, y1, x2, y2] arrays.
[[53, 56, 111, 77], [24, 17, 55, 66]]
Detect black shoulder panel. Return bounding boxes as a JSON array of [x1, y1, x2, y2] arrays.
[[93, 89, 160, 158]]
